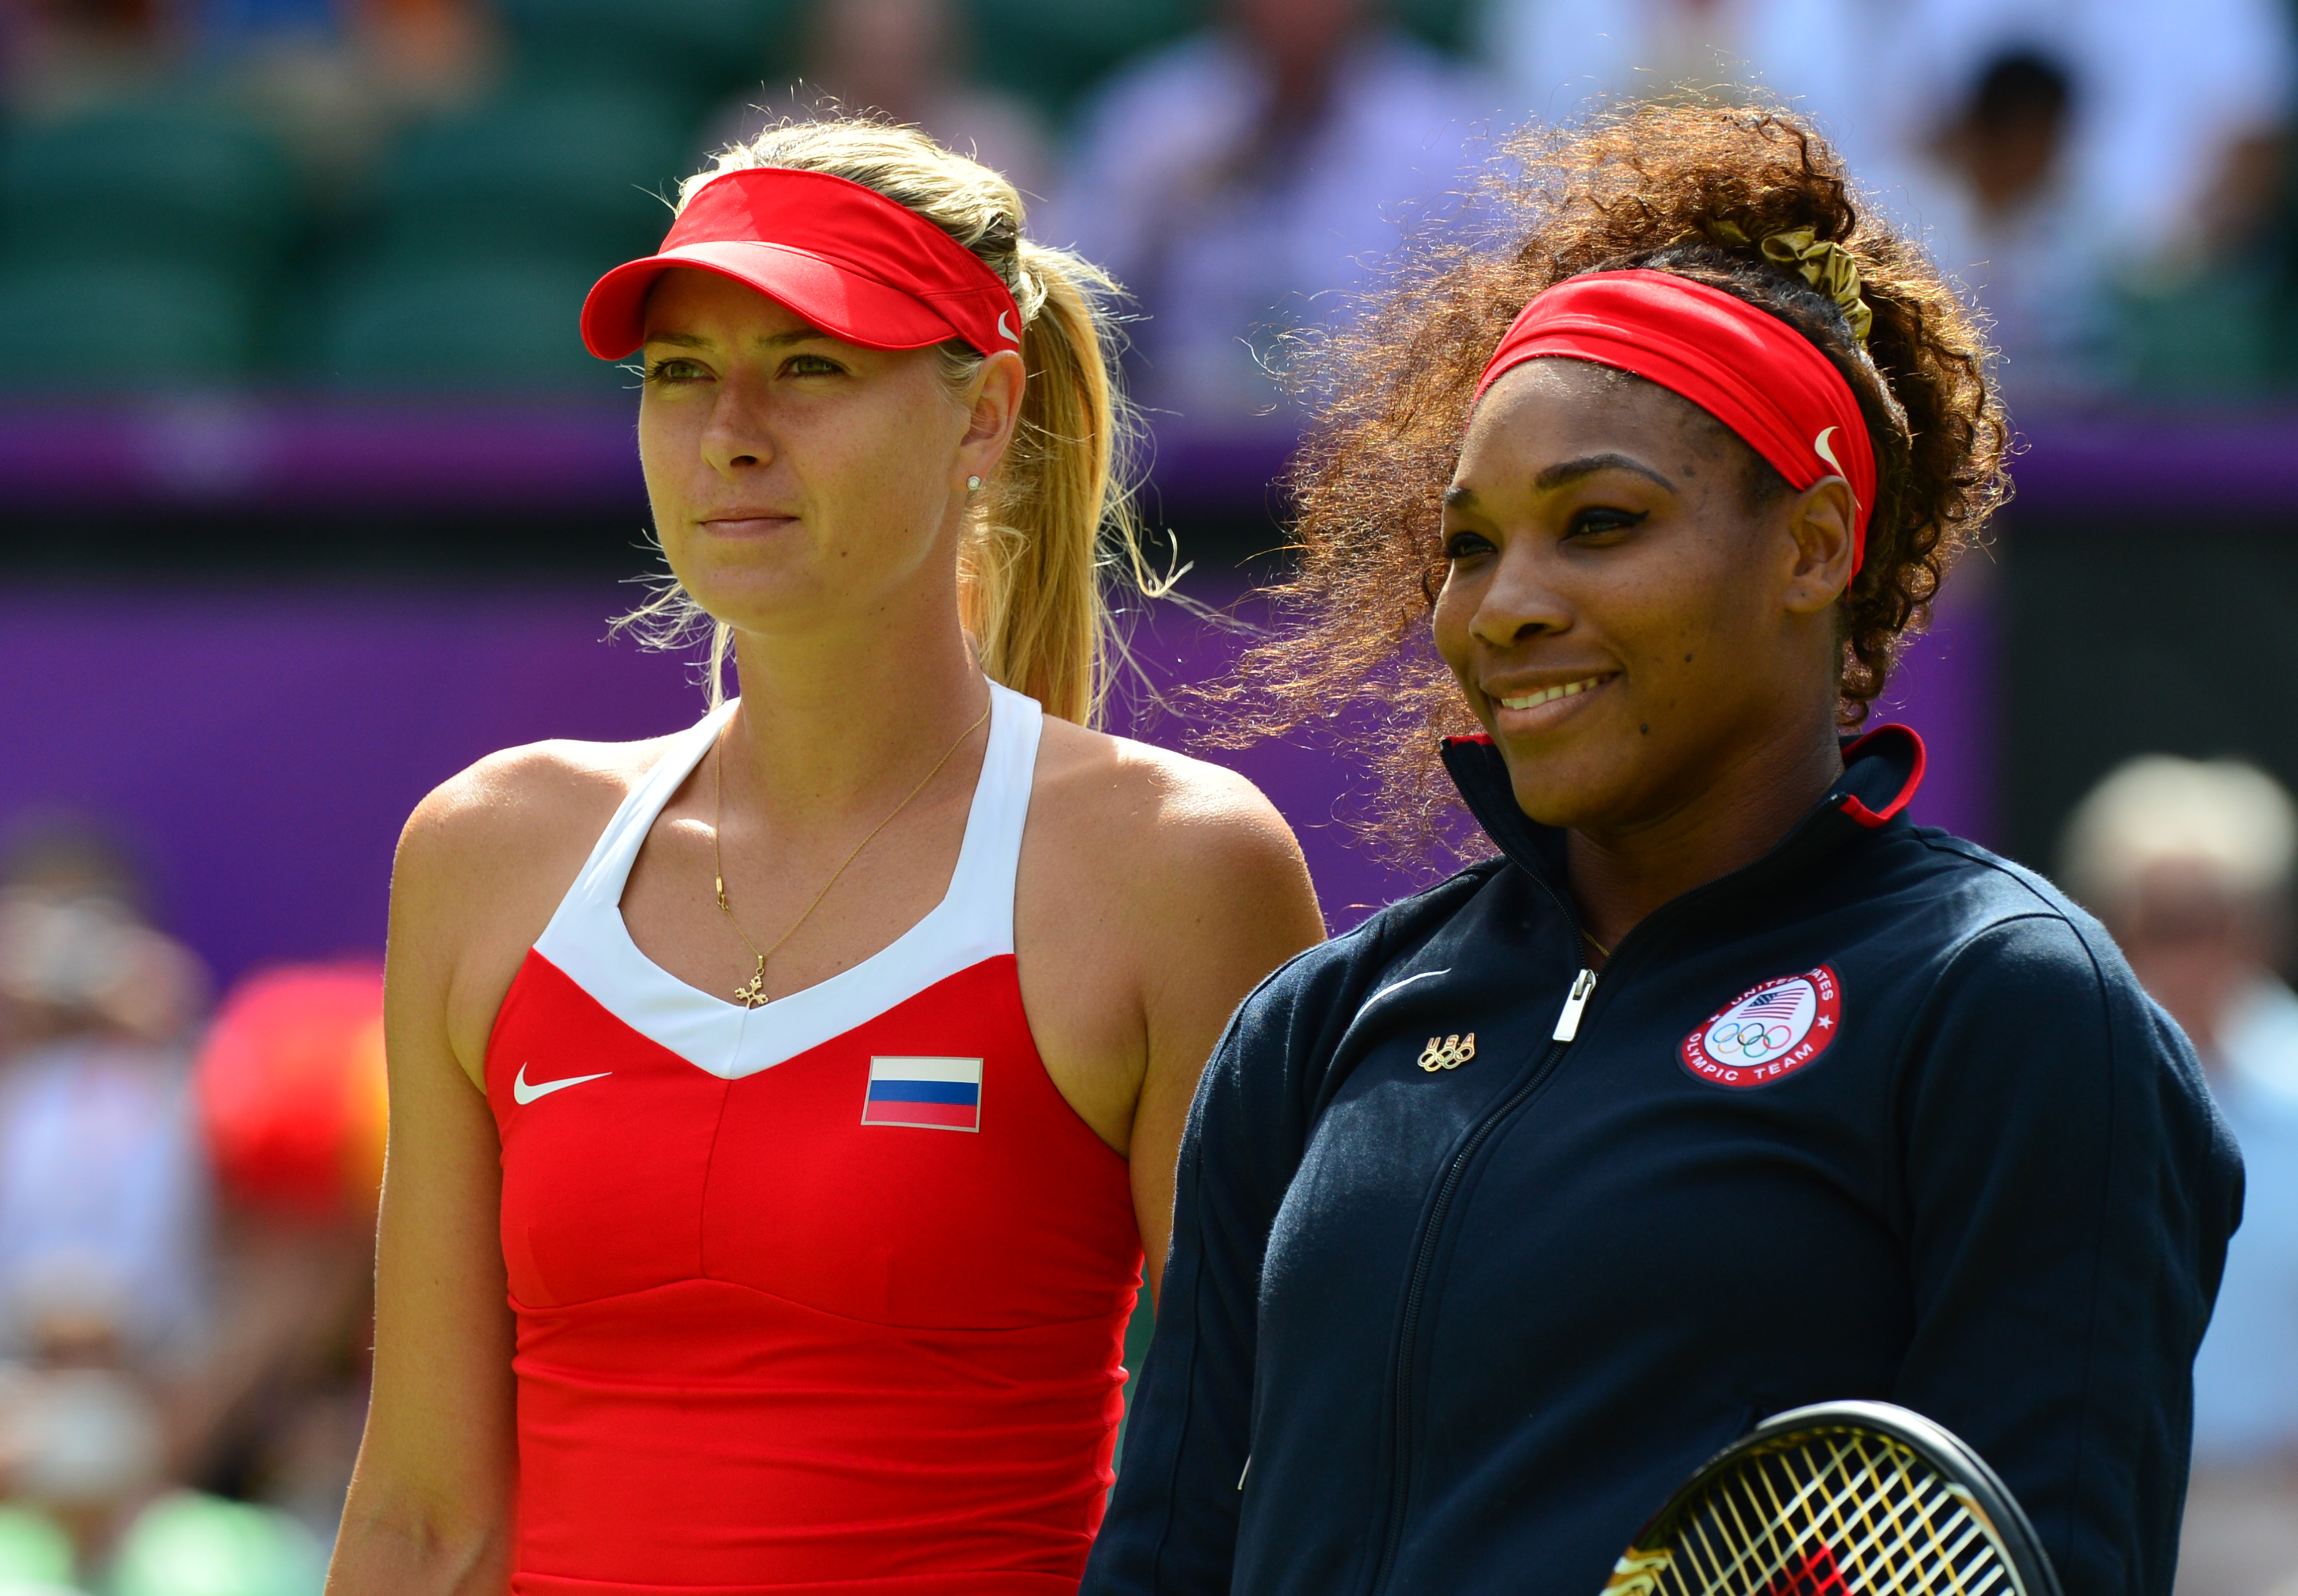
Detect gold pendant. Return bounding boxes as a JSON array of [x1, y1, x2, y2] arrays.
[[734, 959, 768, 1009], [1418, 1033, 1476, 1072]]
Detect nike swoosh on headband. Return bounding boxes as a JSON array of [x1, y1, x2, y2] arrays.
[[1813, 426, 1844, 475], [1473, 270, 1876, 575], [1813, 425, 1865, 525], [997, 312, 1017, 343], [514, 1064, 612, 1105]]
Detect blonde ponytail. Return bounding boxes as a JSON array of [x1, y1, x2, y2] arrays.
[[618, 118, 1156, 728]]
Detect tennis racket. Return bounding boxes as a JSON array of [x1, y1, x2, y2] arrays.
[[1599, 1400, 2063, 1596]]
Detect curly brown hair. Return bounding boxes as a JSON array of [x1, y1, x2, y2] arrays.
[[1216, 103, 2010, 860]]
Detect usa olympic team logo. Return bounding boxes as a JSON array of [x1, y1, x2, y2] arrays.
[[1679, 966, 1842, 1089]]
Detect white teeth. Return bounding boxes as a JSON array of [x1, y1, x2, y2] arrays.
[[1498, 677, 1603, 711]]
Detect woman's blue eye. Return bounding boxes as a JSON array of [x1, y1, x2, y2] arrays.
[[644, 358, 707, 384], [786, 354, 843, 376]]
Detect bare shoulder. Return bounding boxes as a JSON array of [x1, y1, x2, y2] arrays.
[[1015, 719, 1322, 1179], [391, 734, 682, 1077], [1031, 717, 1316, 916], [394, 734, 674, 902]]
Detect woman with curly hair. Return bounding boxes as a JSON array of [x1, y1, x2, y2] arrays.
[[1085, 106, 2240, 1596]]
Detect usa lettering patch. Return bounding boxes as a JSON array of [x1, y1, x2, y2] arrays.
[[1680, 966, 1842, 1090], [862, 1057, 983, 1131]]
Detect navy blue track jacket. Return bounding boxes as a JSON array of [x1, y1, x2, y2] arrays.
[[1086, 726, 2242, 1596]]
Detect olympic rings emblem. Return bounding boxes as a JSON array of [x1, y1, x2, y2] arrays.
[[1706, 1019, 1796, 1059], [1419, 1032, 1477, 1072], [1680, 966, 1843, 1091]]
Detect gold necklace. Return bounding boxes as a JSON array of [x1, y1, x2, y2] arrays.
[[711, 699, 993, 1008], [1581, 927, 1613, 964]]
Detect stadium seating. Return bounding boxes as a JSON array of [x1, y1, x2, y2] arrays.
[[0, 262, 257, 388], [316, 259, 618, 392], [967, 0, 1474, 117], [2117, 267, 2290, 397], [370, 88, 695, 274], [494, 0, 791, 102], [0, 101, 297, 278], [968, 0, 1194, 117]]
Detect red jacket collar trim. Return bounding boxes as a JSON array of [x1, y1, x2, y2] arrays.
[[1835, 723, 1926, 829]]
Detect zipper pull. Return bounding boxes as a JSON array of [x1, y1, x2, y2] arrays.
[[1552, 967, 1598, 1042]]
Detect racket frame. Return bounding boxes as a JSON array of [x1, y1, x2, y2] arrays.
[[1602, 1399, 2065, 1596]]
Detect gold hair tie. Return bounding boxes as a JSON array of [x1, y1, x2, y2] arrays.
[[1703, 220, 1873, 344]]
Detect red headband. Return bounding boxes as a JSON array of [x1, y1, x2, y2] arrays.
[[581, 167, 1024, 361], [1475, 269, 1875, 572]]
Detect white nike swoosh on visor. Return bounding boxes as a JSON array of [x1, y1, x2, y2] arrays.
[[513, 1064, 611, 1105], [997, 312, 1016, 343]]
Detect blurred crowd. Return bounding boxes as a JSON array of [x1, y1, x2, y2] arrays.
[[0, 816, 382, 1595], [3, 0, 2295, 419], [2061, 758, 2298, 1596]]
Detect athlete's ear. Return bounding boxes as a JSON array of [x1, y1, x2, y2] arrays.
[[955, 348, 1026, 488], [1781, 476, 1858, 614]]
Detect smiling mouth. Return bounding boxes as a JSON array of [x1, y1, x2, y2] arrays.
[[1496, 674, 1613, 711]]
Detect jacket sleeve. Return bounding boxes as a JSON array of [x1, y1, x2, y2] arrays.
[[1889, 911, 2243, 1596], [1082, 945, 1353, 1595]]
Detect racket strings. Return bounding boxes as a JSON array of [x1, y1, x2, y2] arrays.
[[1628, 1431, 2015, 1596]]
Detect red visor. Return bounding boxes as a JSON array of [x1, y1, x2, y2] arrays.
[[581, 167, 1023, 361], [1475, 269, 1876, 573]]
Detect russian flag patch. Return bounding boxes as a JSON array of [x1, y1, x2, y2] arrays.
[[862, 1057, 983, 1132]]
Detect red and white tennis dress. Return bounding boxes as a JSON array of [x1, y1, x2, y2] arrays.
[[484, 683, 1143, 1595]]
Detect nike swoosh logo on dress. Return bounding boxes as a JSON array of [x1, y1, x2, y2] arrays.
[[514, 1064, 612, 1104]]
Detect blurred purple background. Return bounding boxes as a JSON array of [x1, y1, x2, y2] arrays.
[[0, 562, 1995, 990]]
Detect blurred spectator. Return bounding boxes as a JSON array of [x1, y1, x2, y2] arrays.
[[708, 0, 1054, 199], [0, 951, 386, 1589], [1878, 0, 2295, 395], [182, 963, 383, 1545], [195, 964, 386, 1228], [209, 0, 497, 185], [1, 0, 180, 123], [2061, 756, 2298, 1596], [1473, 0, 2297, 396], [1903, 49, 2113, 401], [1881, 0, 2294, 271], [0, 1040, 210, 1371], [192, 0, 335, 51], [0, 1322, 327, 1592], [0, 819, 211, 1370], [1469, 0, 1887, 177], [1047, 0, 1488, 426], [0, 819, 330, 1591], [343, 0, 494, 117]]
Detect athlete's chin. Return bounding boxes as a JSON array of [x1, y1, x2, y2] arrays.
[[1497, 742, 1646, 833], [669, 553, 839, 628]]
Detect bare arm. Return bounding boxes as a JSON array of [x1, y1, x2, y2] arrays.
[[326, 786, 532, 1594], [1119, 770, 1325, 1301]]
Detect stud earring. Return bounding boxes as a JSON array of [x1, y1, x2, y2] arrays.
[[966, 475, 982, 492]]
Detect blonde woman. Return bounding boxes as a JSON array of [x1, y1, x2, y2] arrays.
[[326, 122, 1324, 1596]]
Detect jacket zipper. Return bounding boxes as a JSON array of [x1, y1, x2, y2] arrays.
[[1366, 966, 1598, 1595]]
